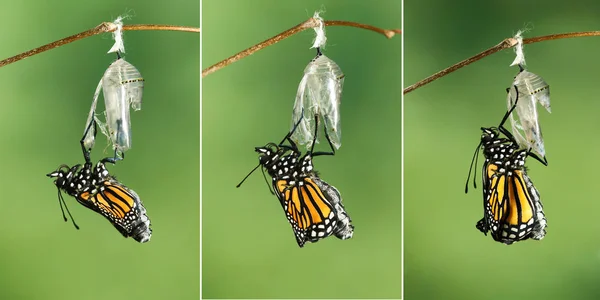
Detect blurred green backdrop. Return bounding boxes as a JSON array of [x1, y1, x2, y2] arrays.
[[406, 1, 600, 299], [0, 1, 198, 299], [202, 1, 401, 298]]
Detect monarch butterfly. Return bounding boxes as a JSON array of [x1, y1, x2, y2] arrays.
[[47, 119, 152, 243], [237, 114, 353, 247], [466, 87, 547, 245]]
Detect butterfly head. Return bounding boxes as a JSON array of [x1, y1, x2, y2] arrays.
[[480, 127, 499, 144], [47, 164, 80, 189], [255, 143, 281, 166]]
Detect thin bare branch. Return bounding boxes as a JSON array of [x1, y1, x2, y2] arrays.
[[0, 23, 200, 68], [324, 20, 401, 39], [404, 31, 600, 95], [123, 24, 200, 33], [202, 18, 400, 78]]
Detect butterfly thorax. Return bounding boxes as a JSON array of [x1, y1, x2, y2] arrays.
[[256, 144, 303, 180], [51, 163, 90, 196], [50, 162, 112, 197], [481, 127, 525, 173]]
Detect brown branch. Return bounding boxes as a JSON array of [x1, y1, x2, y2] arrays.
[[202, 18, 401, 78], [324, 20, 401, 39], [0, 23, 200, 68], [404, 31, 600, 95]]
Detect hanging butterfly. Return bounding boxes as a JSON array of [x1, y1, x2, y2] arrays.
[[47, 119, 152, 243], [465, 86, 548, 245], [237, 112, 353, 247]]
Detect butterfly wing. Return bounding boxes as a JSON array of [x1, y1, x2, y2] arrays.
[[273, 177, 337, 247], [479, 161, 506, 236], [311, 176, 354, 240], [494, 169, 537, 244], [480, 162, 541, 244], [79, 178, 152, 243], [521, 171, 547, 240]]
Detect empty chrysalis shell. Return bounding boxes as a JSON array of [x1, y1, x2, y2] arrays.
[[101, 58, 144, 154], [291, 52, 344, 150], [82, 80, 104, 151], [506, 68, 550, 158]]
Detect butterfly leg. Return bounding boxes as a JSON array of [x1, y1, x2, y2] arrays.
[[500, 87, 548, 166], [280, 108, 305, 154], [475, 218, 488, 235], [101, 120, 125, 164], [499, 85, 520, 137], [310, 113, 335, 157], [80, 118, 98, 165]]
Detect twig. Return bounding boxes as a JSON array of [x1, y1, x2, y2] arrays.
[[202, 18, 401, 78], [404, 31, 600, 95], [0, 23, 200, 68]]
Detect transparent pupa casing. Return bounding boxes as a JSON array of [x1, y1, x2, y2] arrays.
[[506, 69, 550, 158], [82, 80, 104, 151], [100, 58, 144, 154], [291, 53, 344, 150]]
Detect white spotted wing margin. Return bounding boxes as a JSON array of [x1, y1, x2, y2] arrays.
[[523, 173, 547, 241], [271, 174, 354, 248], [476, 162, 546, 245], [311, 176, 354, 241]]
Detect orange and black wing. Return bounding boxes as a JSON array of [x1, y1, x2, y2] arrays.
[[478, 163, 538, 244], [274, 177, 336, 247], [78, 179, 152, 243], [310, 176, 354, 240], [520, 171, 547, 240]]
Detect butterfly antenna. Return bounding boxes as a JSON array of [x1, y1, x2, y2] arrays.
[[465, 140, 483, 193], [261, 167, 275, 195], [473, 145, 480, 189], [57, 189, 79, 229], [236, 163, 261, 188]]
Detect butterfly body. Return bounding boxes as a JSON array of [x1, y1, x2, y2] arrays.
[[255, 144, 353, 247], [48, 161, 152, 243], [476, 127, 546, 245]]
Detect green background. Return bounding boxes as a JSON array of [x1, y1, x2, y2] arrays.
[[0, 1, 199, 299], [202, 0, 401, 298], [405, 1, 600, 299]]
